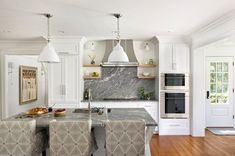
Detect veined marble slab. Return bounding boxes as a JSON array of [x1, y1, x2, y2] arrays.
[[84, 67, 155, 99], [7, 108, 157, 127]]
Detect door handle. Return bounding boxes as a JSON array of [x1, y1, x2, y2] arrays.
[[206, 91, 210, 99]]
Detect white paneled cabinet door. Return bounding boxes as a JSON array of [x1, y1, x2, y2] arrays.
[[173, 45, 189, 73], [159, 43, 189, 73], [159, 44, 173, 72], [48, 55, 79, 106], [65, 55, 79, 103], [49, 56, 66, 103]]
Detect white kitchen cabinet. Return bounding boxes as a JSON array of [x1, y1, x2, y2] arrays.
[[159, 43, 189, 73], [137, 102, 158, 123], [48, 54, 79, 106]]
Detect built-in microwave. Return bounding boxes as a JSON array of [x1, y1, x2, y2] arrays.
[[160, 91, 189, 118], [160, 73, 189, 90]]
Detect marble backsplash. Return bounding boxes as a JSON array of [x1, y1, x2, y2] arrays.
[[84, 67, 155, 99]]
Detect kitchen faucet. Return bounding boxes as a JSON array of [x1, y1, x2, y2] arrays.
[[88, 88, 92, 112]]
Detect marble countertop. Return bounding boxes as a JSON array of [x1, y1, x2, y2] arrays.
[[81, 99, 158, 102], [6, 108, 157, 127]]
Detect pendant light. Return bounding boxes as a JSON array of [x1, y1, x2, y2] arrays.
[[108, 14, 129, 62], [38, 14, 60, 63]]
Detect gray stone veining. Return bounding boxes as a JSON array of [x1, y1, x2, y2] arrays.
[[84, 67, 155, 99], [7, 108, 157, 127]]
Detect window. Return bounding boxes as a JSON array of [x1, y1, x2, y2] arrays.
[[209, 62, 229, 104]]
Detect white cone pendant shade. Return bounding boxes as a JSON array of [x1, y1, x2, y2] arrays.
[[107, 13, 129, 63], [38, 42, 60, 63], [38, 13, 60, 63], [108, 42, 129, 62]]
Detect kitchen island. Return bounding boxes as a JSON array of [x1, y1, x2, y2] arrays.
[[7, 108, 157, 156]]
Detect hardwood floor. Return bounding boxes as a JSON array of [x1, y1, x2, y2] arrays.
[[150, 130, 235, 156]]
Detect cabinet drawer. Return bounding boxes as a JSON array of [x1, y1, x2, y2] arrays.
[[160, 119, 189, 130]]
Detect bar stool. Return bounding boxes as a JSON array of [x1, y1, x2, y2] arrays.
[[49, 120, 93, 156], [105, 120, 145, 156], [0, 120, 48, 156]]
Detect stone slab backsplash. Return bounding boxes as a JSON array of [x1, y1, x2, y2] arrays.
[[84, 67, 155, 99]]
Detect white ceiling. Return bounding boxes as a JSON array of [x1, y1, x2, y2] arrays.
[[0, 0, 235, 40]]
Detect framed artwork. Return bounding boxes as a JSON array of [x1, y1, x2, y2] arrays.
[[19, 66, 38, 104]]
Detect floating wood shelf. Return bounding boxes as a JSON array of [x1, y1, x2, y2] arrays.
[[137, 76, 156, 79], [138, 64, 157, 67], [83, 76, 101, 80], [83, 64, 101, 67]]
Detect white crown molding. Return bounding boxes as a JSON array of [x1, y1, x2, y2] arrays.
[[191, 9, 235, 49], [0, 36, 87, 43], [155, 35, 191, 45], [191, 9, 235, 39], [50, 36, 86, 42]]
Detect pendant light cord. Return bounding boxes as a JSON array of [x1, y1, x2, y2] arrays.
[[113, 13, 121, 43], [117, 16, 120, 42], [45, 14, 52, 43], [47, 15, 50, 42]]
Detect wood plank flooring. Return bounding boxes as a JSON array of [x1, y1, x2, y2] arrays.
[[150, 130, 235, 156]]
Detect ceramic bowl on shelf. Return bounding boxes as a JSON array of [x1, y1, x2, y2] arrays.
[[142, 72, 150, 77]]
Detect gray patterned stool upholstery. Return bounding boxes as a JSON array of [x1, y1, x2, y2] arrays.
[[49, 120, 92, 156], [0, 120, 48, 156], [105, 120, 145, 156]]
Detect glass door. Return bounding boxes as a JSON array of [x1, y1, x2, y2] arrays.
[[206, 57, 234, 127]]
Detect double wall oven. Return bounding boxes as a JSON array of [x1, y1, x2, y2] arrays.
[[160, 73, 190, 118]]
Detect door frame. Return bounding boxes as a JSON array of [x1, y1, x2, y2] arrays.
[[205, 56, 234, 127]]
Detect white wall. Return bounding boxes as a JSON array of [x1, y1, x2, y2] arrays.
[[5, 55, 46, 117], [133, 41, 157, 65], [192, 47, 205, 136], [192, 44, 235, 136], [83, 40, 158, 65], [83, 41, 106, 65], [0, 41, 46, 119]]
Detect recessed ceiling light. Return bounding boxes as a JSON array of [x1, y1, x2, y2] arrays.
[[167, 29, 173, 33], [2, 30, 11, 33], [58, 30, 65, 34]]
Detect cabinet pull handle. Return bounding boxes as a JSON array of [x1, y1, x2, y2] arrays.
[[169, 124, 180, 127], [60, 85, 66, 95], [63, 85, 66, 95]]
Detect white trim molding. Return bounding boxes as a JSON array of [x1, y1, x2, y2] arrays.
[[191, 9, 235, 49]]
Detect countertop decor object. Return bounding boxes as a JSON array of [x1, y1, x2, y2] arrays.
[[88, 54, 96, 64], [142, 72, 150, 77], [148, 59, 154, 65], [54, 109, 66, 117], [138, 87, 154, 100], [138, 87, 146, 100], [91, 72, 99, 77], [26, 107, 48, 115]]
